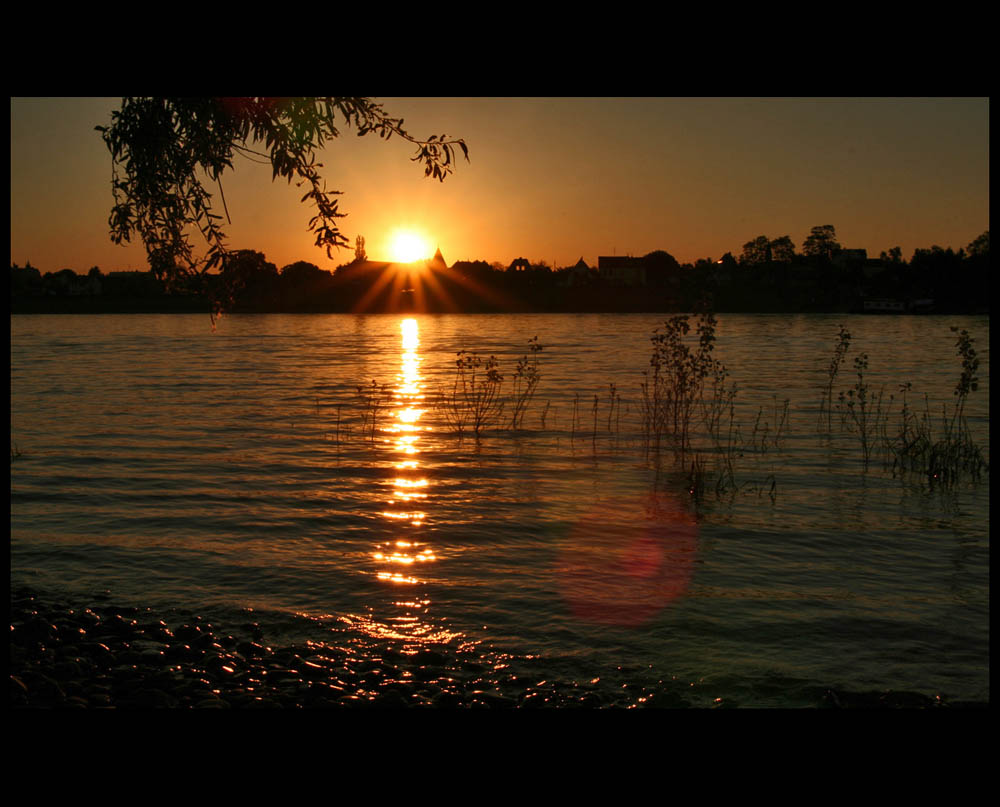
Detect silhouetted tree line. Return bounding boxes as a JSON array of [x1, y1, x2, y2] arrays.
[[11, 227, 989, 315]]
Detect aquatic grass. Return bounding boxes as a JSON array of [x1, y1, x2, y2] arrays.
[[334, 403, 344, 447], [887, 397, 985, 485], [949, 326, 980, 432], [444, 351, 505, 439], [819, 324, 851, 430], [641, 312, 719, 454], [339, 318, 987, 501], [682, 445, 777, 506], [591, 393, 599, 452], [508, 336, 542, 430], [702, 358, 735, 444], [355, 380, 390, 442], [772, 396, 790, 450], [839, 353, 890, 469], [635, 312, 792, 500], [606, 383, 619, 433], [864, 328, 988, 485]]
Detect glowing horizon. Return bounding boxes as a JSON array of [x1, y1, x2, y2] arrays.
[[9, 97, 990, 274]]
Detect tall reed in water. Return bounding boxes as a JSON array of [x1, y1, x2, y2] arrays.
[[641, 312, 719, 453], [509, 336, 543, 430], [355, 380, 390, 442], [819, 324, 851, 431], [885, 328, 988, 484], [444, 351, 505, 439], [840, 353, 889, 468]]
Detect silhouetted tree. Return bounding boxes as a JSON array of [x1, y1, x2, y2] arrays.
[[966, 230, 989, 257], [281, 260, 329, 285], [802, 225, 840, 261], [642, 250, 681, 286], [97, 97, 467, 320], [218, 250, 278, 308], [879, 246, 903, 264], [740, 236, 771, 265], [355, 235, 367, 263], [769, 235, 795, 263]]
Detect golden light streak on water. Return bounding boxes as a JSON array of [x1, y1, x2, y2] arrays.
[[371, 317, 439, 583], [347, 317, 459, 655], [401, 317, 419, 350], [398, 407, 423, 423]]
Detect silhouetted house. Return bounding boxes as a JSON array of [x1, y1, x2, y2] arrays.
[[10, 263, 43, 296], [559, 257, 593, 287], [48, 268, 101, 296], [861, 258, 885, 279], [105, 270, 166, 297], [834, 248, 867, 268], [508, 257, 531, 273], [598, 256, 646, 286]]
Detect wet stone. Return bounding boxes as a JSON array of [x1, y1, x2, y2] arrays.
[[411, 649, 448, 667], [371, 690, 410, 708], [195, 697, 230, 709], [118, 650, 144, 666], [163, 643, 196, 662], [236, 641, 268, 658], [174, 624, 203, 642]]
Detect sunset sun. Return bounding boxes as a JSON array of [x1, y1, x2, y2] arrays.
[[388, 230, 431, 263]]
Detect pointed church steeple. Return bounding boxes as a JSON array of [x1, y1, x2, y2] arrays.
[[428, 246, 447, 270]]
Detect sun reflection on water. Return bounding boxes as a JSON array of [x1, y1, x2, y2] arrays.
[[371, 317, 439, 586], [347, 317, 457, 652]]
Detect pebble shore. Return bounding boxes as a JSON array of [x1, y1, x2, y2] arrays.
[[11, 587, 984, 709], [11, 586, 625, 709]]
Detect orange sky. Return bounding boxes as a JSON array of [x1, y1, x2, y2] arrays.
[[10, 97, 990, 273]]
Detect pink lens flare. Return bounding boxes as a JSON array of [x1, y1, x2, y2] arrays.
[[558, 492, 698, 627]]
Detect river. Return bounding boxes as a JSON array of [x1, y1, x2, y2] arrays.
[[10, 312, 990, 706]]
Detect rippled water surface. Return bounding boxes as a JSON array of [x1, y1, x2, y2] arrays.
[[10, 313, 990, 706]]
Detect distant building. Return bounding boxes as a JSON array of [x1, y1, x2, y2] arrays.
[[598, 256, 646, 286], [834, 248, 868, 268], [560, 257, 592, 286], [427, 248, 447, 271]]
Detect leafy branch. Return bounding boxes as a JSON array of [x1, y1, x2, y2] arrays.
[[96, 97, 468, 322]]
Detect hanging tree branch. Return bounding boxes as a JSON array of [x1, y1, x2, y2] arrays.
[[96, 97, 468, 322]]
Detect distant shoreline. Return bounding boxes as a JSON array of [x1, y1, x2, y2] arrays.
[[10, 301, 989, 316]]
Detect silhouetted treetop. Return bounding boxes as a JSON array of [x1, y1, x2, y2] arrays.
[[96, 97, 468, 321], [802, 225, 840, 261], [769, 236, 795, 263], [966, 230, 989, 257], [642, 250, 681, 286], [740, 236, 771, 265], [739, 235, 795, 265]]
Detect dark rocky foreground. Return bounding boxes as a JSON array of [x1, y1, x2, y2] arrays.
[[10, 587, 986, 709]]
